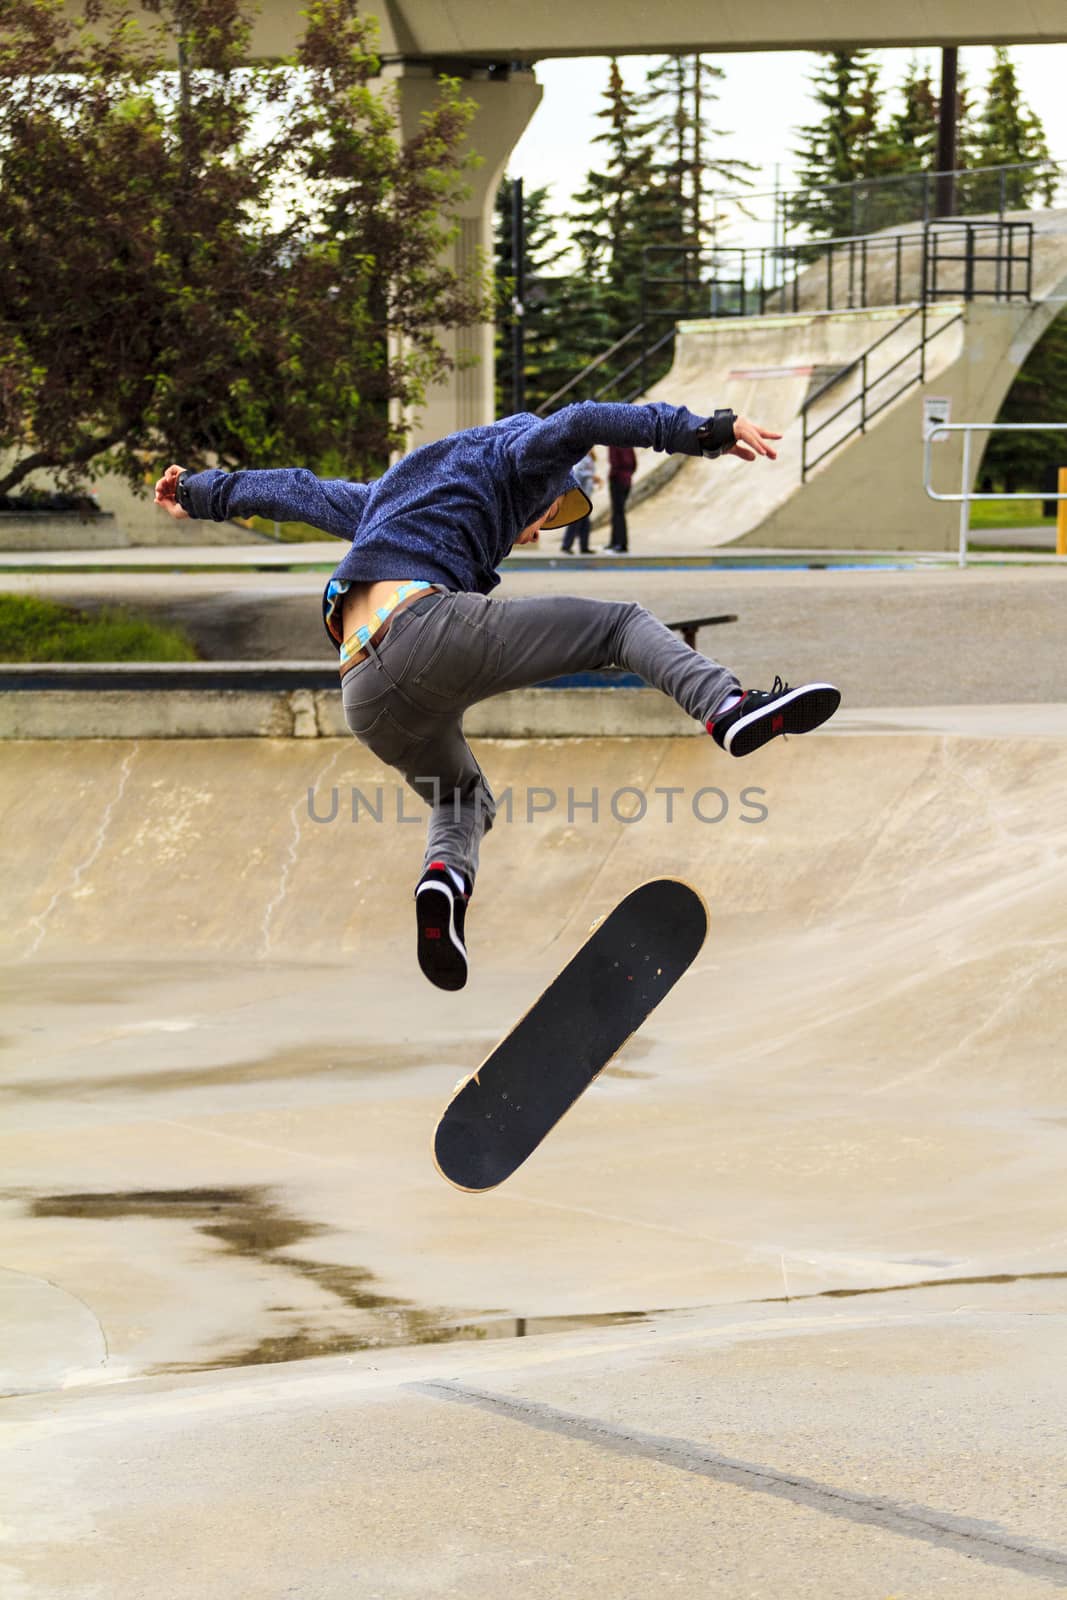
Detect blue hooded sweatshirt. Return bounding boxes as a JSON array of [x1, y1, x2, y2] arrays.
[[176, 400, 716, 649]]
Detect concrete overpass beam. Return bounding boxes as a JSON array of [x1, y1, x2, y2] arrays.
[[386, 63, 542, 446]]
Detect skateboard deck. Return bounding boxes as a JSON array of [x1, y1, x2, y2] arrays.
[[433, 878, 708, 1191]]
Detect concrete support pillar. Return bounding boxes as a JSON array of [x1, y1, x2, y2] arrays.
[[385, 63, 542, 447]]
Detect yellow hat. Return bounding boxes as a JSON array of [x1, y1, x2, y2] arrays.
[[540, 483, 593, 530]]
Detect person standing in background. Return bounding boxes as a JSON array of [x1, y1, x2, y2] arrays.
[[561, 448, 601, 553], [606, 443, 636, 552]]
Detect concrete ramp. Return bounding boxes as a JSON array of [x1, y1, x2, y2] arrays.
[[613, 211, 1067, 553], [613, 304, 964, 550]]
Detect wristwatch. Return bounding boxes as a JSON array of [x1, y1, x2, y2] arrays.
[[695, 409, 737, 459]]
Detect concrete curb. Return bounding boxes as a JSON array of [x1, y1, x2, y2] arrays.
[[0, 663, 700, 739], [3, 543, 1061, 572]]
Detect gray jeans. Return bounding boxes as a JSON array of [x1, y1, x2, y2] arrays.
[[341, 590, 739, 885]]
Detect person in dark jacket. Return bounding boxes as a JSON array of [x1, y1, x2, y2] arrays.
[[155, 401, 840, 990], [606, 443, 637, 551]]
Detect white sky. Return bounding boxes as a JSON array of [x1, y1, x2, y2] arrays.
[[509, 45, 1067, 247]]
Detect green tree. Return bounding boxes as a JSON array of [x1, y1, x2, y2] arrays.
[[965, 47, 1055, 211], [859, 54, 943, 229], [571, 60, 665, 315], [0, 0, 491, 497], [640, 53, 755, 246], [890, 55, 939, 168], [980, 311, 1067, 491], [789, 52, 899, 238], [493, 177, 613, 414], [950, 60, 983, 176], [566, 58, 686, 396]]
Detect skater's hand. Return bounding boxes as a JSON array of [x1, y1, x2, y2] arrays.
[[154, 463, 190, 520], [728, 418, 781, 463]]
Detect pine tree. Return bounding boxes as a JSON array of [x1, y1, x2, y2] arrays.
[[789, 51, 897, 238], [493, 177, 614, 415], [890, 55, 939, 167], [981, 311, 1067, 491], [952, 60, 983, 176], [967, 47, 1055, 211], [868, 54, 941, 229], [532, 58, 709, 405], [571, 58, 661, 305], [569, 57, 678, 388], [640, 53, 756, 246]]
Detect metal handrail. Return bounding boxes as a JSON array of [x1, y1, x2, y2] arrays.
[[802, 307, 964, 477], [807, 316, 946, 445], [594, 326, 678, 404], [535, 322, 646, 416], [924, 421, 1067, 567], [804, 304, 924, 415], [705, 155, 1066, 254], [534, 217, 1032, 423]]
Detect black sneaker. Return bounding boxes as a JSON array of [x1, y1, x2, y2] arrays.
[[415, 862, 470, 990], [708, 676, 841, 758]]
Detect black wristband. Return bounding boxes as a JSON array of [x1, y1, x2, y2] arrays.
[[695, 409, 737, 459], [175, 470, 193, 514]]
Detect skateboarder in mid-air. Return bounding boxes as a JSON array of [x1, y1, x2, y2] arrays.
[[156, 400, 840, 992]]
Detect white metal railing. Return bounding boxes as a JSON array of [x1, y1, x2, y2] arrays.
[[923, 421, 1067, 567]]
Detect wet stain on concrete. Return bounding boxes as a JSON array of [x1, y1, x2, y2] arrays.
[[596, 1035, 658, 1081], [503, 1310, 648, 1339], [23, 1186, 503, 1372], [759, 1269, 1067, 1304], [9, 963, 265, 1009], [4, 1040, 474, 1099], [20, 1185, 651, 1375]]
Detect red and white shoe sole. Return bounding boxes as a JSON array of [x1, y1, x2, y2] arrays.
[[724, 683, 841, 757], [415, 883, 468, 991]]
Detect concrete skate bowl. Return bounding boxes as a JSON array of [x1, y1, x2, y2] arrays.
[[2, 724, 1066, 1387]]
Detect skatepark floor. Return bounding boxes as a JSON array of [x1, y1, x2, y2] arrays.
[[8, 562, 1067, 711], [3, 698, 1067, 1587]]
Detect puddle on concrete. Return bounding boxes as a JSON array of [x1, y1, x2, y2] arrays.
[[26, 1188, 1059, 1378], [23, 1185, 648, 1375], [6, 1040, 475, 1099], [759, 1269, 1067, 1305]]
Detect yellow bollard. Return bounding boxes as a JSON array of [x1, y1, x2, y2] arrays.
[[1059, 467, 1067, 557]]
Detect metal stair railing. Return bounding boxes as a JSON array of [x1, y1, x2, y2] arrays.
[[800, 220, 1032, 479], [533, 219, 1033, 427], [535, 323, 645, 416], [801, 302, 964, 479]]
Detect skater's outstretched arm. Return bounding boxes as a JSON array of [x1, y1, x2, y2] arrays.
[[154, 464, 375, 540], [506, 401, 780, 477]]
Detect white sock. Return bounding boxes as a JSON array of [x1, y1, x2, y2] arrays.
[[717, 692, 742, 714], [444, 866, 467, 895]]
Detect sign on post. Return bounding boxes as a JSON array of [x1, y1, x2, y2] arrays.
[[923, 396, 951, 442]]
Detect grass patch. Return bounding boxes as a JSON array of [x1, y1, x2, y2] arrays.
[[242, 515, 328, 544], [0, 593, 198, 662], [966, 497, 1057, 529]]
